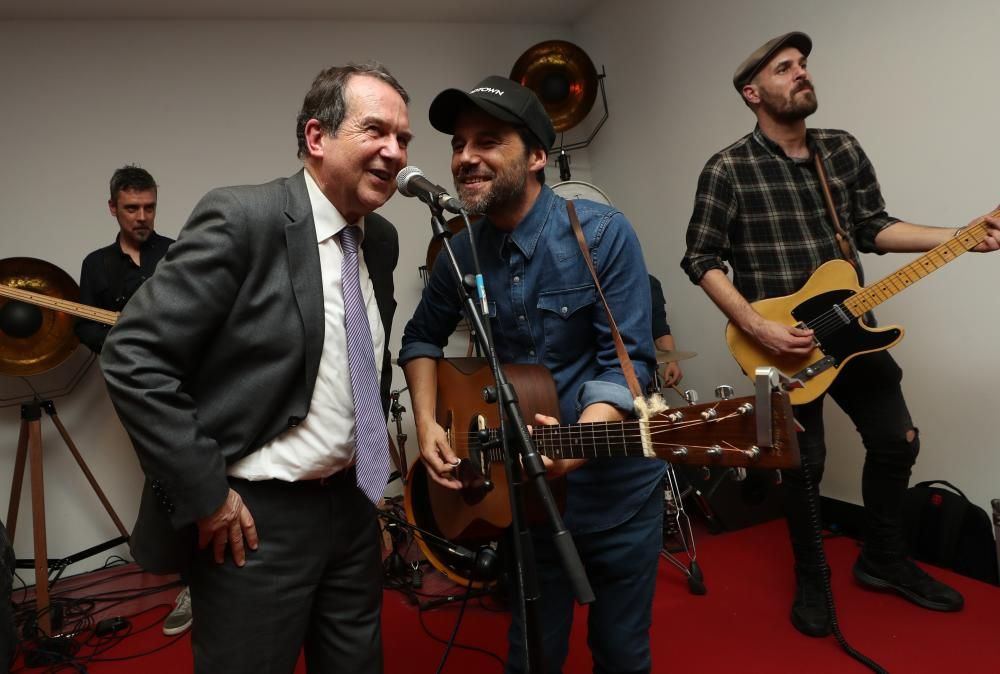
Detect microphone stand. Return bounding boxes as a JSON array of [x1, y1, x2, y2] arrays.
[[421, 199, 594, 673]]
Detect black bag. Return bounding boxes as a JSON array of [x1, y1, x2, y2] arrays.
[[903, 480, 999, 586]]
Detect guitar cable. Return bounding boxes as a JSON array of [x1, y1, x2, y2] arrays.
[[801, 461, 889, 673]]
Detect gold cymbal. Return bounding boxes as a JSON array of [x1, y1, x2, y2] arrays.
[[0, 257, 80, 377], [656, 349, 697, 364]]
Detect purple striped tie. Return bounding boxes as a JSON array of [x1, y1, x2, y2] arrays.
[[339, 225, 390, 504]]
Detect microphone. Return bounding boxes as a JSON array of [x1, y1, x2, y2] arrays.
[[396, 166, 464, 214]]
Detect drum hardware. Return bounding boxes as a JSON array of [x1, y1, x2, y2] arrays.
[[380, 501, 499, 609], [658, 379, 758, 594], [659, 382, 707, 595], [510, 40, 609, 181], [1, 257, 131, 635], [551, 180, 614, 207], [388, 387, 409, 485], [379, 495, 426, 603]]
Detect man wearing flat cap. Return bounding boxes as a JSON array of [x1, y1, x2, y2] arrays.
[[400, 76, 663, 673], [682, 32, 1000, 637]]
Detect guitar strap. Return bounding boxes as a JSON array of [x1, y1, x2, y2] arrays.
[[812, 152, 862, 275], [566, 201, 644, 400]]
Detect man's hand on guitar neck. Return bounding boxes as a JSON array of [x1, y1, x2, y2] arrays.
[[529, 413, 587, 479], [969, 209, 1000, 252]]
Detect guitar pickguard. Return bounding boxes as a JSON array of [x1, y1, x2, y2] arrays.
[[791, 289, 902, 366]]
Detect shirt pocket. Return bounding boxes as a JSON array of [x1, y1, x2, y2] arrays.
[[536, 285, 596, 363]]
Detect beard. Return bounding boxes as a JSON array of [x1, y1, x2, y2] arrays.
[[454, 157, 531, 216], [759, 82, 818, 122]]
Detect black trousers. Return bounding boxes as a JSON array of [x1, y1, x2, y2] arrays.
[[189, 472, 383, 674], [783, 350, 918, 566]]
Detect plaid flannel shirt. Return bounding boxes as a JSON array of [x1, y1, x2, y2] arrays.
[[681, 126, 899, 302]]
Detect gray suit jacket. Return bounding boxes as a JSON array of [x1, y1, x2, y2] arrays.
[[101, 170, 398, 573]]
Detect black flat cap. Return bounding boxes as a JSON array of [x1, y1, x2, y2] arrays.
[[429, 75, 556, 151], [732, 31, 812, 92]]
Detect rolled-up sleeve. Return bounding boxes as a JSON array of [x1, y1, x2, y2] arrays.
[[398, 254, 464, 365], [681, 157, 736, 285], [848, 138, 899, 253]]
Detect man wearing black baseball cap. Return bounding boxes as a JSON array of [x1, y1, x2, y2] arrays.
[[683, 32, 999, 638], [400, 76, 664, 673]]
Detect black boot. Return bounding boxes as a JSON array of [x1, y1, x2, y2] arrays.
[[791, 565, 832, 637], [854, 554, 964, 611]]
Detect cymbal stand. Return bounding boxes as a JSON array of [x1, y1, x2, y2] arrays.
[[5, 397, 129, 635], [388, 388, 408, 485], [658, 386, 706, 594]]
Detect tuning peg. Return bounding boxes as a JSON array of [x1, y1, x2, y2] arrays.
[[706, 445, 723, 458], [714, 385, 735, 400], [684, 389, 699, 404], [670, 446, 688, 459], [700, 408, 718, 421], [666, 411, 684, 423]]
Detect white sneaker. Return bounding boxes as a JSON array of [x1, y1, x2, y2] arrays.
[[162, 586, 192, 636]]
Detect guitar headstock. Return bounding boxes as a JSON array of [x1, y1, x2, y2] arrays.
[[646, 391, 800, 470]]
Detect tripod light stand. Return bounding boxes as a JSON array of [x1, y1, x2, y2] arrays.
[[1, 257, 130, 635]]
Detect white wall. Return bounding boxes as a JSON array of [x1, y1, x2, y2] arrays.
[[575, 0, 1000, 514], [0, 19, 575, 581], [2, 2, 998, 583]]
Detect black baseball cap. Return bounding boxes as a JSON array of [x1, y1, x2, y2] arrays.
[[429, 75, 557, 151], [732, 31, 812, 92]]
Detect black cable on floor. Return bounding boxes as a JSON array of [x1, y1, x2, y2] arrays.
[[802, 462, 889, 673]]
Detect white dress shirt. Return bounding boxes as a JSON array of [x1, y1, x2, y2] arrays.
[[228, 171, 386, 481]]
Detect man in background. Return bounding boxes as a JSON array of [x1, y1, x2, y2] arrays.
[[648, 273, 683, 389], [76, 165, 188, 636], [76, 165, 173, 354]]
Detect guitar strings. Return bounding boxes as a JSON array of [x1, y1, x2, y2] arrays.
[[800, 218, 991, 340], [457, 409, 757, 460]]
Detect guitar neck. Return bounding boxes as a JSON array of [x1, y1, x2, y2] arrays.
[[0, 285, 119, 326], [843, 215, 995, 318], [532, 420, 647, 459]]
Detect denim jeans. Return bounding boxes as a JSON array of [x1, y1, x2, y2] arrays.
[[505, 484, 663, 674], [783, 350, 918, 566]]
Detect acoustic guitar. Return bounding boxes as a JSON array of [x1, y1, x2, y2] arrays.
[[421, 358, 799, 541], [0, 284, 119, 326], [726, 216, 996, 405]]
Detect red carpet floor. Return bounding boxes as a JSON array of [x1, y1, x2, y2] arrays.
[[10, 518, 1000, 673]]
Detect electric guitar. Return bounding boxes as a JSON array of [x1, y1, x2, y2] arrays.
[[412, 358, 799, 541], [726, 216, 997, 405], [0, 285, 119, 326]]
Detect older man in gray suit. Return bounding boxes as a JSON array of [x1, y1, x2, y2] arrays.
[[101, 62, 411, 674]]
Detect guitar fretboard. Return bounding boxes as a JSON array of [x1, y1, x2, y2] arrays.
[[843, 215, 995, 318], [533, 420, 647, 459], [0, 285, 119, 325], [475, 421, 648, 464]]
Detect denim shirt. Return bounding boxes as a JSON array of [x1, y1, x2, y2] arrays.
[[400, 185, 666, 534]]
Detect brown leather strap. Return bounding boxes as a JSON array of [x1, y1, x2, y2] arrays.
[[566, 201, 644, 399], [813, 153, 857, 267]]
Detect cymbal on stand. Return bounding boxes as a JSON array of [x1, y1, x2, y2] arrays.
[[656, 349, 697, 364]]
